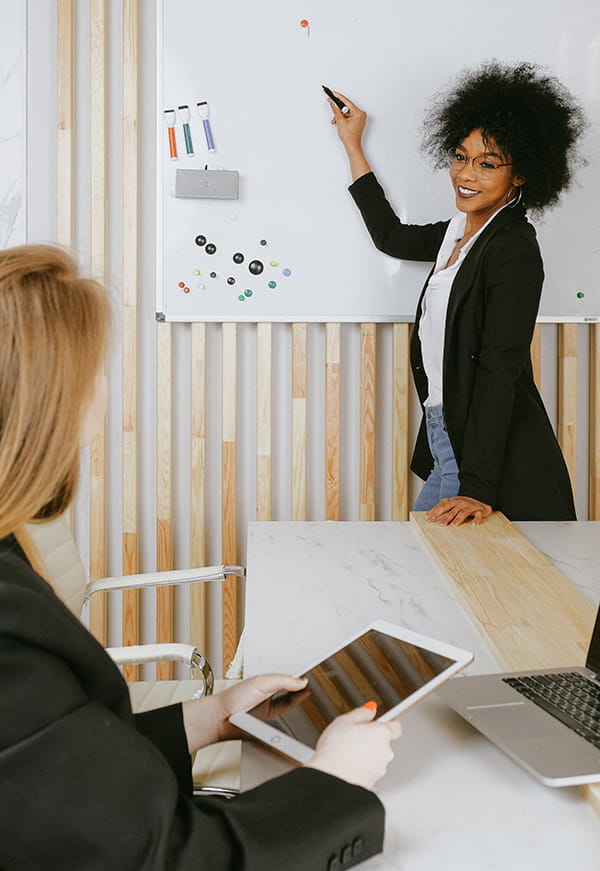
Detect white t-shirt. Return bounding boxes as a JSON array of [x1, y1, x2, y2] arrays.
[[419, 206, 508, 407]]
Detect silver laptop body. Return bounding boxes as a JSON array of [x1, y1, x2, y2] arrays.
[[437, 604, 600, 786]]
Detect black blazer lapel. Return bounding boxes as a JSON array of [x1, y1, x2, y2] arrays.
[[444, 204, 528, 338]]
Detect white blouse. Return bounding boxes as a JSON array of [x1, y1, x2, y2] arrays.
[[419, 205, 509, 407]]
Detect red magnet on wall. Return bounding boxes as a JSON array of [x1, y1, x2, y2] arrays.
[[300, 18, 310, 36]]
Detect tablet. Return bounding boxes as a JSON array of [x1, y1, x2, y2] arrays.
[[229, 619, 473, 763]]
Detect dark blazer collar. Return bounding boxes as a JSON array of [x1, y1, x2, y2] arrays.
[[444, 203, 530, 327]]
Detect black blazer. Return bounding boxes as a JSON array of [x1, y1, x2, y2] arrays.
[[350, 172, 576, 520], [0, 534, 384, 871]]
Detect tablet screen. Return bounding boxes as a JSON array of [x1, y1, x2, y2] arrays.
[[243, 628, 457, 749]]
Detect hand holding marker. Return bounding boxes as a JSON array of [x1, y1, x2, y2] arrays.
[[322, 85, 349, 115]]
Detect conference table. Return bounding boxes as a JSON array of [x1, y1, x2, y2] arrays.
[[240, 519, 600, 870]]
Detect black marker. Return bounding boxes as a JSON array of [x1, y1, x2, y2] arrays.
[[322, 85, 349, 115]]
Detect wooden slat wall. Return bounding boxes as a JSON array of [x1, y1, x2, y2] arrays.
[[222, 324, 238, 671], [325, 324, 341, 520], [190, 323, 208, 652], [121, 0, 140, 682], [59, 6, 599, 680], [88, 0, 108, 645], [56, 0, 73, 248]]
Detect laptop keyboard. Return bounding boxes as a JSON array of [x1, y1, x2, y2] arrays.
[[503, 673, 600, 750]]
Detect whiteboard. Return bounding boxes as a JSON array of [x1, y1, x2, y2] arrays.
[[156, 0, 600, 322]]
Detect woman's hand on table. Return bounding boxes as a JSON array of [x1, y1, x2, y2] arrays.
[[426, 496, 492, 527], [306, 704, 402, 790], [182, 673, 308, 753]]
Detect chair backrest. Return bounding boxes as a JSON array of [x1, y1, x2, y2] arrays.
[[15, 516, 87, 616]]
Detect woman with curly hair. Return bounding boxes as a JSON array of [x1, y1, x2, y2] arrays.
[[327, 61, 586, 525]]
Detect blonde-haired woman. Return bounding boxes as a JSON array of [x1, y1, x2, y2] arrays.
[[0, 245, 399, 871]]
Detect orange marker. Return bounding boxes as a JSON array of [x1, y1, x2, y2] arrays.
[[164, 109, 178, 160]]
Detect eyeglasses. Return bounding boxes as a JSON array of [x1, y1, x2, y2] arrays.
[[448, 149, 512, 176]]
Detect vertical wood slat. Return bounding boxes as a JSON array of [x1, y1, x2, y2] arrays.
[[590, 324, 600, 520], [88, 0, 107, 644], [531, 323, 542, 391], [190, 323, 208, 652], [558, 323, 578, 497], [156, 324, 173, 679], [121, 0, 139, 681], [325, 324, 341, 520], [360, 324, 376, 520], [292, 323, 307, 520], [222, 323, 238, 672], [392, 324, 410, 520], [56, 0, 74, 247], [256, 324, 272, 521]]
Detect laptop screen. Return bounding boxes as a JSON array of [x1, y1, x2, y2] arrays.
[[586, 604, 600, 676]]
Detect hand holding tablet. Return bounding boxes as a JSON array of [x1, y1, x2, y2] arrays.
[[229, 620, 473, 769]]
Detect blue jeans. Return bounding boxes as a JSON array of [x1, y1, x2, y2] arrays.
[[413, 405, 460, 511]]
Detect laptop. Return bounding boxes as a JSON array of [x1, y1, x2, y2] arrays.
[[437, 603, 600, 786]]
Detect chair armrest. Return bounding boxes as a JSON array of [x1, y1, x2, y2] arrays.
[[107, 643, 214, 693], [84, 565, 245, 601]]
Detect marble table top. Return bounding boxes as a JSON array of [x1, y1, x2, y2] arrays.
[[242, 521, 600, 871]]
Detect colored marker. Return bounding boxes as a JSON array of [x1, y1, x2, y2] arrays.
[[197, 101, 216, 152], [164, 109, 178, 159], [178, 105, 194, 156], [322, 85, 349, 115]]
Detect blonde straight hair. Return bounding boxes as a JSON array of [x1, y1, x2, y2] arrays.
[[0, 245, 111, 538]]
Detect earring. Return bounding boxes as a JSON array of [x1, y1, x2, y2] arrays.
[[509, 186, 523, 208]]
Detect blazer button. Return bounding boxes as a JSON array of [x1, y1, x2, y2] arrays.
[[414, 363, 423, 372], [469, 353, 480, 363], [341, 844, 352, 864], [327, 855, 340, 871]]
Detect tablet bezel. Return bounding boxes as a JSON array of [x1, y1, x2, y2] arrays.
[[229, 618, 474, 763]]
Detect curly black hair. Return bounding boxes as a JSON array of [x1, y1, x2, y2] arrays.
[[421, 60, 587, 213]]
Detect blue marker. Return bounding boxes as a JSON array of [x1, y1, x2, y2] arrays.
[[197, 101, 216, 152], [178, 105, 194, 155]]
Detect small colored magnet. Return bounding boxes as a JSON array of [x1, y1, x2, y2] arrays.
[[227, 277, 236, 285], [164, 109, 178, 160], [260, 239, 268, 246], [249, 260, 264, 275], [244, 289, 253, 297], [282, 268, 292, 276], [268, 281, 277, 289], [238, 294, 245, 301], [178, 281, 185, 287], [233, 252, 245, 264], [195, 235, 207, 246], [577, 292, 585, 298], [183, 286, 190, 293], [205, 243, 217, 254], [300, 18, 310, 36], [270, 260, 278, 267]]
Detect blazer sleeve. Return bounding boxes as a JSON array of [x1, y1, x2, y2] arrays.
[[348, 172, 448, 261], [0, 579, 384, 871], [457, 226, 544, 505]]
